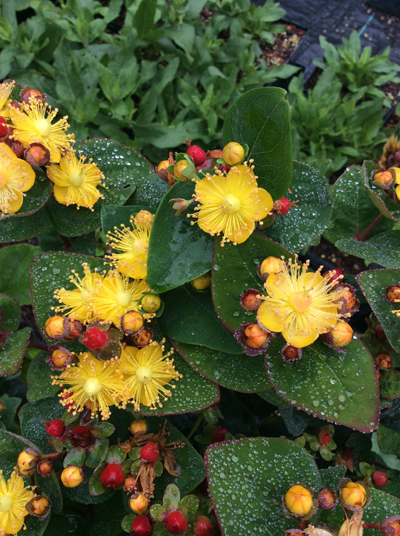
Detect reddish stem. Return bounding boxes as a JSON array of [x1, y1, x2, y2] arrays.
[[363, 522, 381, 530], [28, 341, 49, 351], [355, 214, 384, 242], [41, 450, 66, 460], [60, 235, 72, 251]]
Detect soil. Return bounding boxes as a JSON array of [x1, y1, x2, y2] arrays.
[[262, 24, 306, 66], [308, 237, 367, 274]]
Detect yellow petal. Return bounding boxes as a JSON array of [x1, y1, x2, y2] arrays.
[[257, 300, 285, 333], [19, 160, 36, 192], [5, 190, 23, 214], [117, 260, 147, 280], [0, 143, 16, 159], [53, 184, 69, 205], [282, 327, 318, 348]]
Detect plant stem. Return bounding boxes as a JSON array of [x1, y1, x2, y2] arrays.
[[60, 235, 72, 251], [363, 523, 380, 530], [28, 341, 49, 351], [187, 413, 204, 441], [41, 450, 66, 460], [356, 214, 384, 242]]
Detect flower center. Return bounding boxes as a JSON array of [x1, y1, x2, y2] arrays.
[[0, 495, 13, 512], [221, 194, 240, 214], [131, 239, 147, 256], [35, 118, 52, 137], [115, 290, 131, 306], [289, 291, 312, 313], [84, 378, 102, 396], [0, 172, 6, 188], [136, 366, 153, 384], [69, 171, 84, 186]]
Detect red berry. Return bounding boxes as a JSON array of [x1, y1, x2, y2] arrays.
[[140, 442, 159, 462], [82, 327, 108, 350], [166, 511, 188, 535], [131, 515, 152, 536], [70, 426, 92, 448], [211, 426, 229, 443], [46, 419, 65, 437], [322, 268, 344, 285], [100, 463, 126, 489], [194, 515, 213, 536], [372, 471, 388, 487], [220, 164, 230, 173], [274, 197, 291, 215], [0, 117, 7, 137], [187, 145, 206, 165], [318, 431, 331, 445]]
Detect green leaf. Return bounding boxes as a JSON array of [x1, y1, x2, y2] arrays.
[[64, 466, 114, 504], [133, 0, 157, 39], [163, 483, 180, 509], [27, 351, 61, 402], [64, 446, 86, 468], [0, 327, 31, 377], [0, 244, 42, 305], [0, 394, 21, 428], [380, 369, 400, 399], [363, 488, 400, 528], [173, 340, 271, 393], [357, 268, 400, 352], [258, 388, 292, 408], [130, 173, 167, 210], [159, 286, 242, 355], [179, 495, 199, 520], [0, 429, 63, 514], [121, 514, 136, 533], [223, 87, 292, 200], [265, 337, 379, 432], [106, 445, 126, 464], [212, 231, 292, 333], [336, 232, 400, 268], [206, 437, 321, 536], [91, 421, 115, 439], [86, 438, 109, 468], [46, 139, 152, 237], [362, 160, 400, 222], [30, 252, 105, 346], [19, 397, 65, 454], [264, 161, 332, 252], [147, 182, 214, 293], [101, 204, 152, 235], [0, 293, 20, 332], [0, 207, 52, 243], [377, 422, 400, 454], [3, 173, 53, 218], [319, 465, 346, 488]]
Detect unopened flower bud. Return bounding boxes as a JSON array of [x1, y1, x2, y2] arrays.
[[244, 324, 268, 349], [129, 419, 148, 435], [11, 141, 24, 157], [191, 273, 211, 291], [129, 493, 149, 515], [21, 87, 46, 105], [186, 144, 206, 165], [30, 497, 50, 516], [260, 256, 283, 280], [340, 482, 367, 508], [386, 285, 400, 302], [134, 210, 154, 229], [47, 346, 73, 370], [17, 449, 40, 476], [284, 484, 313, 517], [141, 293, 161, 313], [381, 517, 400, 536], [157, 160, 169, 173], [133, 328, 153, 347], [169, 197, 193, 216], [37, 460, 54, 477], [61, 466, 84, 488], [281, 344, 302, 363], [45, 315, 68, 339], [332, 285, 357, 314], [223, 142, 245, 165], [318, 431, 331, 445], [124, 476, 137, 493], [317, 488, 337, 510], [240, 289, 262, 312], [174, 160, 190, 180], [373, 170, 394, 189], [121, 311, 144, 334], [67, 319, 82, 340], [375, 353, 393, 370], [24, 143, 50, 167], [325, 321, 353, 348]]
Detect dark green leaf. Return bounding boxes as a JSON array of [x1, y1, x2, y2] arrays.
[[106, 445, 126, 464], [336, 232, 400, 268], [0, 244, 42, 305], [173, 340, 271, 393], [319, 465, 346, 488], [91, 421, 115, 438], [130, 173, 167, 210], [64, 466, 114, 504], [27, 351, 61, 402], [206, 437, 321, 536], [223, 87, 292, 200], [86, 439, 109, 468], [0, 293, 20, 332], [264, 161, 332, 252], [64, 447, 86, 468], [147, 182, 214, 293], [377, 422, 400, 454], [159, 286, 242, 354], [46, 139, 152, 237], [9, 173, 53, 217], [0, 394, 21, 428], [363, 489, 400, 529], [380, 369, 400, 399], [357, 268, 400, 352], [133, 0, 157, 39], [212, 230, 292, 333], [258, 388, 292, 408], [101, 204, 152, 235], [265, 338, 379, 432], [19, 397, 65, 454], [0, 327, 31, 377], [362, 160, 400, 222], [0, 207, 52, 243], [121, 514, 136, 533]]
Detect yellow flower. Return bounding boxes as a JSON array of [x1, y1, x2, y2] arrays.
[[120, 342, 181, 411], [257, 258, 339, 348], [54, 263, 104, 323], [46, 153, 104, 210], [192, 164, 273, 245], [92, 271, 150, 327], [0, 143, 35, 215], [0, 80, 14, 118], [107, 213, 153, 279], [52, 352, 123, 420], [0, 470, 34, 535], [9, 100, 74, 163]]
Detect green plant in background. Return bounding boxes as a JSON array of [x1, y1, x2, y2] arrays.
[[314, 30, 400, 105], [0, 0, 298, 162]]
